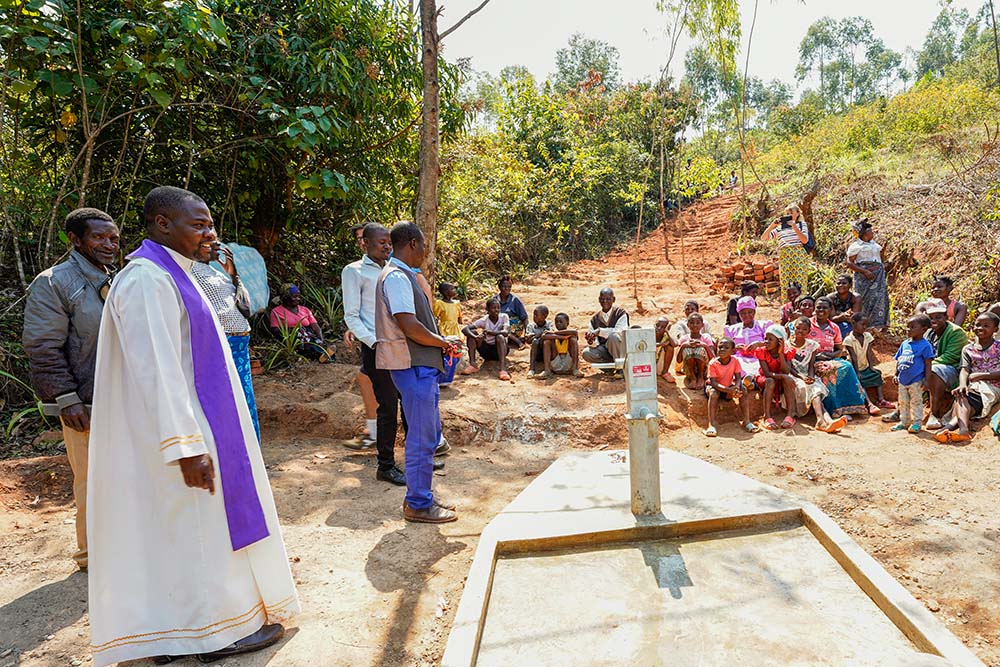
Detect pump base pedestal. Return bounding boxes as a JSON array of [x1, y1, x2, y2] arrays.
[[441, 450, 982, 667]]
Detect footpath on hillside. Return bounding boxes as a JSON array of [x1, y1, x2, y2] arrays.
[[2, 193, 999, 667]]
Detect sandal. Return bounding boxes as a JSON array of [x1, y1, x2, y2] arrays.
[[877, 400, 895, 409], [936, 431, 971, 444], [662, 372, 677, 384], [867, 404, 881, 416], [763, 418, 780, 431], [498, 370, 511, 381], [704, 426, 718, 437], [745, 422, 761, 433], [828, 416, 847, 433], [781, 416, 796, 429], [460, 365, 479, 375]]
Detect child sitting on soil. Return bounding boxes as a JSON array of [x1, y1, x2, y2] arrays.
[[461, 297, 511, 381], [787, 318, 846, 433], [780, 282, 803, 325], [705, 338, 758, 437], [433, 282, 463, 338], [892, 314, 935, 433], [654, 316, 677, 383], [536, 312, 584, 379], [746, 325, 797, 430], [675, 313, 715, 390], [843, 313, 893, 410], [525, 305, 554, 379], [670, 301, 713, 339], [934, 312, 1000, 444]]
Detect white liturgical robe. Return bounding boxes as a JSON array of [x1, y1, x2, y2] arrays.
[[87, 243, 298, 667]]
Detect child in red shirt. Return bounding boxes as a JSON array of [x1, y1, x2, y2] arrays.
[[705, 338, 758, 437], [747, 325, 798, 430]]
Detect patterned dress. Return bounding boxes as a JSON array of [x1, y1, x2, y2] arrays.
[[770, 220, 812, 295]]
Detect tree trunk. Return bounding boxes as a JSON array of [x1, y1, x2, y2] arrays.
[[416, 0, 441, 280], [990, 0, 1000, 89]]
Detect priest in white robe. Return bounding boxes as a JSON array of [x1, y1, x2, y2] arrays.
[[88, 186, 299, 667]]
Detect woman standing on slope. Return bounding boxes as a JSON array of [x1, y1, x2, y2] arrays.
[[761, 204, 811, 297], [845, 219, 889, 330]]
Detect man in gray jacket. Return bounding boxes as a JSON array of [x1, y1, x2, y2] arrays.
[[22, 207, 120, 570]]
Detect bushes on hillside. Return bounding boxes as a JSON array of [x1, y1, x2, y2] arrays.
[[438, 74, 695, 282]]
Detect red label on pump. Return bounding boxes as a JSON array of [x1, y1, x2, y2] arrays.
[[631, 364, 652, 378]]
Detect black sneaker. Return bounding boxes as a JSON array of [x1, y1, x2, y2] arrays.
[[435, 437, 451, 456], [376, 465, 406, 486], [433, 460, 445, 471]]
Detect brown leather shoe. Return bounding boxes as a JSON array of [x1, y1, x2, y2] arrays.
[[196, 623, 284, 663], [434, 497, 457, 511], [404, 501, 457, 523]]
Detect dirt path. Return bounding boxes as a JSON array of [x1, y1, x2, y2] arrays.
[[2, 194, 999, 666]]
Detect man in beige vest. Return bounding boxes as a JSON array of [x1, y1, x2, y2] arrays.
[[374, 222, 459, 523]]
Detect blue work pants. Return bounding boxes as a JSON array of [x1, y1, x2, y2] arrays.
[[390, 366, 442, 510]]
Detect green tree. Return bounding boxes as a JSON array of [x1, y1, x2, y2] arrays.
[[916, 0, 970, 78], [796, 17, 840, 110], [682, 45, 728, 132], [552, 33, 622, 94], [0, 0, 443, 269]]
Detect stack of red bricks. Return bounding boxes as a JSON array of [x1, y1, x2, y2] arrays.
[[710, 259, 780, 295]]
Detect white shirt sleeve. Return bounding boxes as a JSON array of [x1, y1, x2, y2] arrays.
[[341, 263, 376, 347], [111, 267, 209, 465], [599, 312, 629, 339]]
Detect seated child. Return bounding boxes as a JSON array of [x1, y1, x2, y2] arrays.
[[705, 338, 759, 436], [780, 282, 803, 325], [675, 313, 715, 390], [654, 316, 676, 383], [671, 301, 712, 376], [935, 312, 1000, 444], [525, 305, 554, 378], [433, 282, 463, 338], [746, 325, 797, 430], [843, 313, 893, 409], [670, 301, 713, 339], [892, 314, 935, 433], [461, 297, 511, 381], [537, 312, 584, 378]]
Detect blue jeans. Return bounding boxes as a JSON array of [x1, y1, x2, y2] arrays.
[[390, 366, 442, 510]]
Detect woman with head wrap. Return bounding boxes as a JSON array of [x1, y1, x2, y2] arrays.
[[846, 218, 889, 330], [723, 296, 773, 379]]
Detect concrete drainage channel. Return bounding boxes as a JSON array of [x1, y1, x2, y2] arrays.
[[443, 411, 625, 448]]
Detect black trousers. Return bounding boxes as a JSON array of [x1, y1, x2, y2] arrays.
[[362, 343, 403, 469]]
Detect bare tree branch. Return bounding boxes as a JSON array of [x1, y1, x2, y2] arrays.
[[439, 0, 491, 41]]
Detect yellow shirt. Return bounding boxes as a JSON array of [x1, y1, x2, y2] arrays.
[[433, 299, 462, 338], [554, 337, 570, 355]]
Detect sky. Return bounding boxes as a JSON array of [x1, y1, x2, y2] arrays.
[[442, 0, 987, 93]]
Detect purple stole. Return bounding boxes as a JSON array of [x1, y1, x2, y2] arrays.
[[130, 240, 269, 551]]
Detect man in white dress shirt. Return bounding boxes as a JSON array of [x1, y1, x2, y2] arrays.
[[87, 186, 298, 666]]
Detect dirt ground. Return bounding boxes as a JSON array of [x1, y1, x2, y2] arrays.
[[2, 193, 999, 666]]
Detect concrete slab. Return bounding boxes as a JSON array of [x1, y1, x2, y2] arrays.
[[442, 450, 984, 667], [480, 526, 917, 666]]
